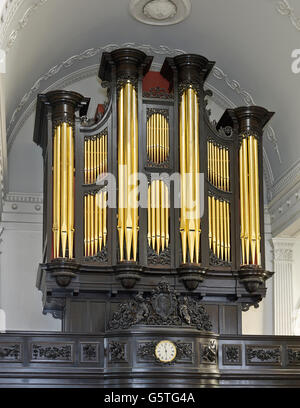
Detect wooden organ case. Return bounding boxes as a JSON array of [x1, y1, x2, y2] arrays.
[[33, 48, 274, 384]]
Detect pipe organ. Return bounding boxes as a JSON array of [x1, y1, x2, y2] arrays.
[[34, 48, 274, 339]]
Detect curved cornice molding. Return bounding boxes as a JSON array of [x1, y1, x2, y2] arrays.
[[6, 42, 280, 165], [4, 0, 48, 52], [276, 0, 300, 31]]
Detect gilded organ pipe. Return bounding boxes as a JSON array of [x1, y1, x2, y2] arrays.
[[180, 87, 201, 264], [147, 113, 170, 164], [117, 82, 139, 262], [52, 122, 75, 259], [84, 190, 107, 258], [239, 134, 261, 266], [148, 180, 169, 255]]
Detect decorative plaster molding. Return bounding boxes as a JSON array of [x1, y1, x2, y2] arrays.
[[5, 0, 48, 52], [212, 66, 281, 164], [1, 192, 43, 226], [276, 0, 300, 31], [0, 0, 24, 41], [273, 238, 294, 262], [4, 191, 42, 204]]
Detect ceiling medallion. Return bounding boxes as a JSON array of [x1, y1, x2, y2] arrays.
[[129, 0, 191, 26]]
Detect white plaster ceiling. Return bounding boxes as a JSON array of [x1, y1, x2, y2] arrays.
[[1, 0, 300, 199]]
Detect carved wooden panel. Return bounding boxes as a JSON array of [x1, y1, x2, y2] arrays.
[[246, 345, 282, 366], [0, 343, 22, 362], [31, 342, 74, 362], [222, 344, 242, 366], [287, 347, 300, 366], [108, 342, 128, 363], [80, 343, 100, 363], [200, 340, 218, 365]]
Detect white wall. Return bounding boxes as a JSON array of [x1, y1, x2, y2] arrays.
[[292, 240, 300, 334], [0, 220, 60, 331]]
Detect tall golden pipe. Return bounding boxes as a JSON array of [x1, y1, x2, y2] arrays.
[[208, 142, 211, 183], [96, 136, 100, 182], [91, 137, 94, 184], [220, 200, 224, 260], [208, 196, 212, 250], [227, 202, 230, 261], [213, 144, 216, 186], [220, 147, 226, 191], [254, 138, 261, 265], [212, 196, 216, 254], [223, 199, 228, 261], [155, 180, 161, 254], [149, 115, 153, 162], [102, 135, 105, 175], [187, 88, 195, 263], [161, 181, 165, 252], [84, 139, 87, 185], [165, 184, 169, 248], [84, 195, 87, 256], [124, 83, 133, 261], [147, 119, 150, 159], [132, 86, 138, 261], [87, 194, 91, 256], [99, 192, 103, 251], [90, 192, 94, 255], [147, 186, 151, 247], [239, 144, 245, 265], [248, 136, 257, 264], [103, 191, 107, 248], [216, 199, 220, 258], [117, 87, 125, 261], [151, 182, 156, 249], [194, 91, 200, 264], [60, 123, 68, 258], [242, 137, 250, 264], [216, 146, 220, 189], [67, 125, 74, 259], [166, 116, 169, 160], [105, 134, 108, 173], [226, 150, 229, 191], [94, 192, 99, 255], [162, 115, 165, 163], [180, 94, 187, 264], [53, 128, 58, 258]]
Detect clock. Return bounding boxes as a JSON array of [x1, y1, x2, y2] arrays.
[[155, 340, 177, 363]]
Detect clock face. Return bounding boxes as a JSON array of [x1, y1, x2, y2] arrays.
[[155, 340, 177, 363]]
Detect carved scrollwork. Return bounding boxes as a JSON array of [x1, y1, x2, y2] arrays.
[[287, 348, 300, 365], [178, 81, 202, 101], [117, 77, 138, 96], [108, 280, 212, 331], [201, 340, 217, 364], [246, 346, 281, 365], [81, 343, 98, 362], [223, 344, 242, 365], [84, 246, 108, 263], [147, 108, 169, 121], [109, 342, 126, 362], [147, 245, 171, 266], [32, 344, 73, 361], [0, 344, 21, 361], [209, 249, 231, 267], [143, 87, 174, 100]]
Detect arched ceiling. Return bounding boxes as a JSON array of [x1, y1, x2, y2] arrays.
[[1, 0, 300, 209]]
